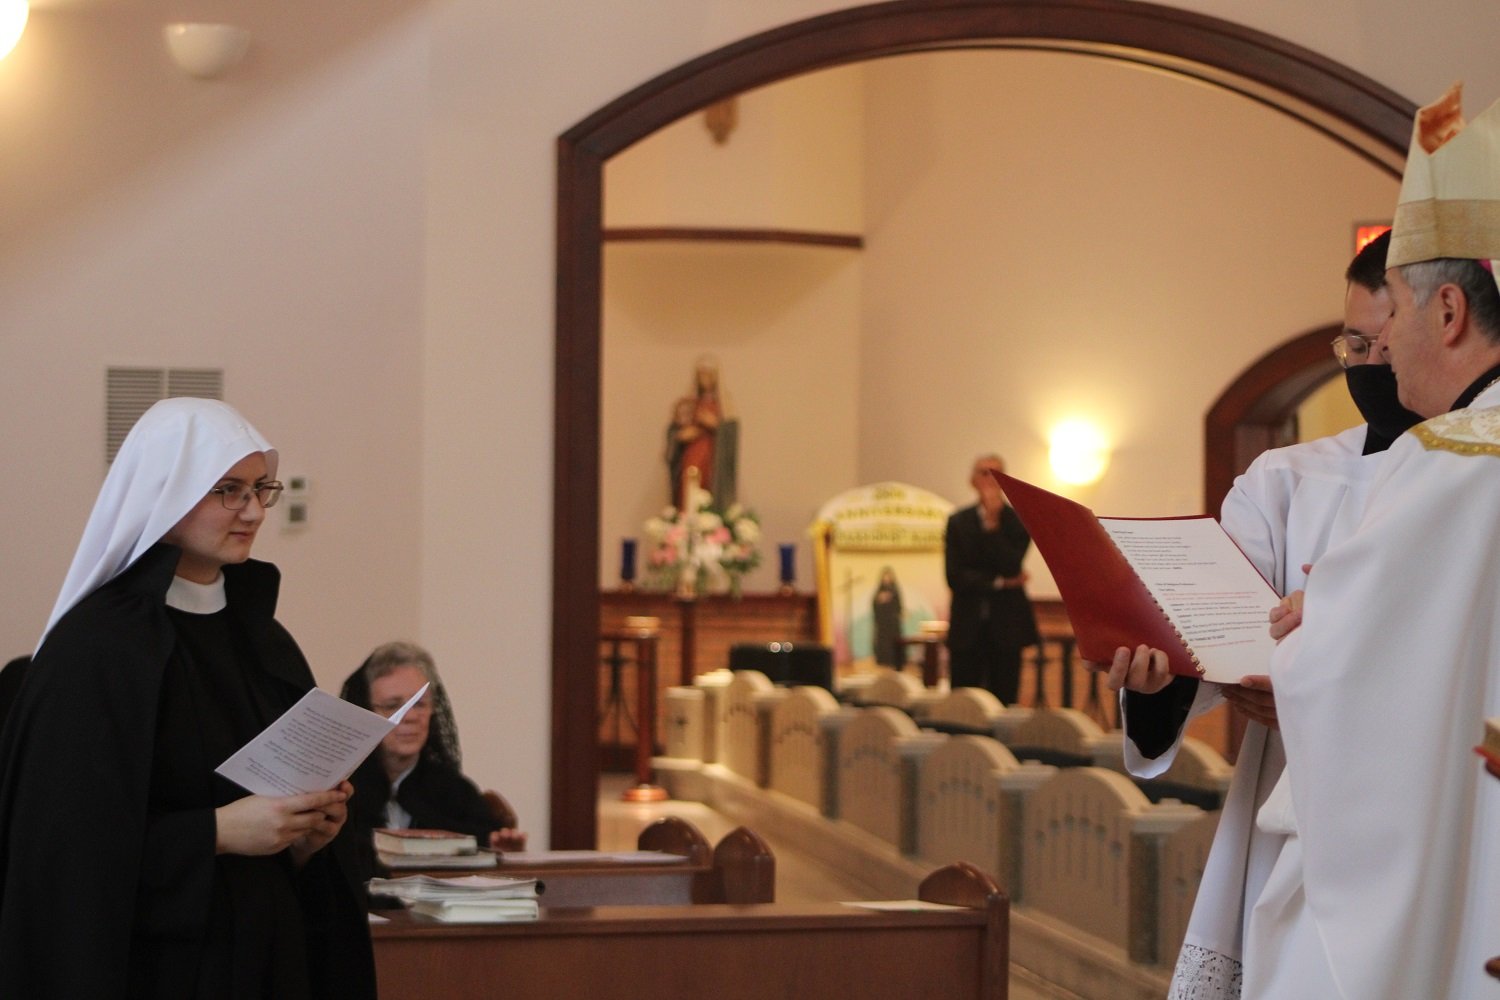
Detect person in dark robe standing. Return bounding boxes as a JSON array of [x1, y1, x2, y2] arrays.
[[0, 398, 375, 999], [944, 453, 1039, 705], [871, 566, 904, 667]]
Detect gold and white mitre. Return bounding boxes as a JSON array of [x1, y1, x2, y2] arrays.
[[1388, 82, 1500, 297]]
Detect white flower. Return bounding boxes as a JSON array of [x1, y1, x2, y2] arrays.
[[641, 487, 761, 591]]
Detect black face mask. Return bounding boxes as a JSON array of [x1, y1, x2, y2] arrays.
[[1344, 364, 1423, 453]]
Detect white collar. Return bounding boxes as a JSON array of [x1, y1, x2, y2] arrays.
[[165, 573, 227, 614], [390, 761, 417, 793]]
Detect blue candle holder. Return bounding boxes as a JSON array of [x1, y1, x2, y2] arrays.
[[620, 538, 638, 588], [778, 543, 795, 588]]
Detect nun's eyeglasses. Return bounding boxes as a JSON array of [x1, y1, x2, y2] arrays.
[[211, 481, 285, 510], [1331, 332, 1377, 368]]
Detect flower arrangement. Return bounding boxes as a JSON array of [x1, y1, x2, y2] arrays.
[[642, 484, 761, 597]]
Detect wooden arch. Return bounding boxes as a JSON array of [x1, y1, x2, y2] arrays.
[[551, 0, 1414, 846], [1203, 324, 1345, 516]]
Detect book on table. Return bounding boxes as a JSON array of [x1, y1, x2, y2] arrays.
[[996, 472, 1279, 684], [368, 873, 542, 923], [374, 828, 478, 856]]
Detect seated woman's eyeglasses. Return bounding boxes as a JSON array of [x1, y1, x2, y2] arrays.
[[1331, 332, 1376, 369], [211, 481, 285, 510], [372, 697, 432, 717]]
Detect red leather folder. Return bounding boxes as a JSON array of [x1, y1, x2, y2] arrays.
[[997, 472, 1211, 679]]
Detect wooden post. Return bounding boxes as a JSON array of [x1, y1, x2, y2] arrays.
[[677, 595, 697, 686], [620, 617, 668, 803]]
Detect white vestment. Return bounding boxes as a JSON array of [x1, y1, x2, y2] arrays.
[[1260, 381, 1500, 999], [1118, 424, 1381, 997]]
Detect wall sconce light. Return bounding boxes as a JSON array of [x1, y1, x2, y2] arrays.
[[163, 22, 250, 79], [1049, 419, 1110, 486], [0, 0, 28, 62]]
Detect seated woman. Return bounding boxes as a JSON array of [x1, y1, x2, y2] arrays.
[[340, 641, 525, 870]]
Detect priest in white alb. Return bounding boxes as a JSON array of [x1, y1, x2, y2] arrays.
[[1251, 83, 1500, 999], [1102, 232, 1420, 1000]]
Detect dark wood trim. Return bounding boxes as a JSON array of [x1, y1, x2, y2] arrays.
[[553, 0, 1416, 848], [560, 0, 1412, 160], [1202, 324, 1343, 517], [551, 137, 605, 848], [605, 226, 864, 249]]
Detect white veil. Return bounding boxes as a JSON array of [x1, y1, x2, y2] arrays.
[[38, 398, 278, 648]]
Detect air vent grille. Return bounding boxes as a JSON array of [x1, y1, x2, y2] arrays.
[[105, 366, 224, 463]]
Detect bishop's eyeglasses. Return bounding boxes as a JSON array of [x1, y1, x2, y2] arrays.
[[211, 481, 285, 510], [1330, 332, 1377, 369]]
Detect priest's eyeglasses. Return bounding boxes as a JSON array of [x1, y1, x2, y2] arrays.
[[211, 481, 285, 510], [1331, 332, 1377, 368]]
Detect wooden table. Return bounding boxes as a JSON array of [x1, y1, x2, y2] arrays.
[[372, 862, 1006, 1000], [601, 589, 818, 686], [376, 818, 775, 908], [374, 902, 1001, 1000]]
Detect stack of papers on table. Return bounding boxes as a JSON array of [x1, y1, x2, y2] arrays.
[[368, 874, 542, 922]]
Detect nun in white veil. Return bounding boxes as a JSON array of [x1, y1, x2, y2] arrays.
[[0, 398, 375, 1000]]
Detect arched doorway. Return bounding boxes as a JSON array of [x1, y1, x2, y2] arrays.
[[1204, 323, 1345, 515], [551, 0, 1412, 847]]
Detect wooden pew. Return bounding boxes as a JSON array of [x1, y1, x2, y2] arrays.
[[371, 861, 1008, 1000]]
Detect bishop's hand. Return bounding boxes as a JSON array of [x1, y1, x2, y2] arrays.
[[1223, 675, 1277, 729]]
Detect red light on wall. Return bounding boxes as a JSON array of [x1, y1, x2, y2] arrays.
[[1355, 223, 1392, 253]]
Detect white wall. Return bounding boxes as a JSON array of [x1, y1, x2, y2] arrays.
[[2, 0, 1497, 844], [602, 66, 865, 593], [1300, 375, 1364, 440], [0, 5, 427, 679], [858, 50, 1398, 592], [601, 49, 1397, 600], [606, 66, 866, 232]]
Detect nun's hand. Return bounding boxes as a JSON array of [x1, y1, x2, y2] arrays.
[[288, 780, 353, 867], [215, 783, 349, 863]]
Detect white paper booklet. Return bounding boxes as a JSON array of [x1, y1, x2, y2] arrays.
[[215, 684, 428, 796], [1099, 518, 1277, 683]]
